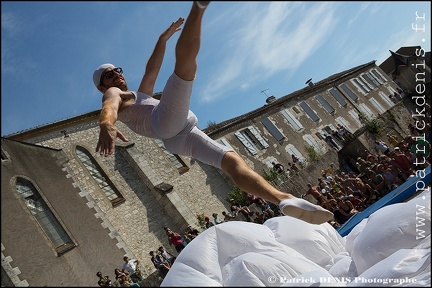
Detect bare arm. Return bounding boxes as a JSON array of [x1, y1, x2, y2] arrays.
[[95, 88, 129, 156], [138, 17, 185, 96]]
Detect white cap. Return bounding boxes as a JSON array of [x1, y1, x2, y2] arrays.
[[93, 63, 115, 88]]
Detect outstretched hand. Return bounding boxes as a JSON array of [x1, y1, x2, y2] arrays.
[[160, 17, 185, 41], [96, 124, 128, 157]]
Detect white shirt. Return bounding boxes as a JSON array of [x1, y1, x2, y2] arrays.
[[122, 259, 137, 274], [375, 142, 389, 153]]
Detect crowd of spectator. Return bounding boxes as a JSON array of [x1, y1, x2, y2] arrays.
[[310, 111, 430, 227], [201, 196, 283, 229], [96, 256, 143, 287], [95, 223, 205, 286]]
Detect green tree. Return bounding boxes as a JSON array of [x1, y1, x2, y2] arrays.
[[305, 145, 320, 162], [225, 186, 248, 206], [363, 116, 385, 137]]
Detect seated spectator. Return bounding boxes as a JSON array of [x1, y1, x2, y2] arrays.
[[253, 211, 265, 224], [167, 229, 186, 253], [303, 183, 325, 204], [375, 140, 391, 155], [245, 193, 259, 205], [337, 197, 358, 220], [410, 136, 430, 160], [322, 172, 333, 184], [334, 175, 357, 192], [328, 199, 348, 225], [230, 199, 253, 221], [272, 161, 285, 173], [325, 191, 336, 201], [204, 216, 215, 229], [353, 178, 379, 205], [318, 181, 331, 193], [114, 268, 129, 279], [121, 256, 142, 283], [288, 162, 299, 173], [149, 251, 170, 278], [346, 194, 366, 212], [329, 179, 342, 194], [387, 133, 399, 147], [331, 129, 345, 145], [382, 167, 402, 190], [158, 246, 176, 266], [96, 271, 113, 287], [366, 153, 377, 163], [320, 199, 333, 212], [322, 162, 336, 176], [367, 170, 389, 196], [117, 274, 139, 287], [212, 213, 224, 225], [291, 154, 299, 164], [390, 149, 414, 180], [255, 198, 275, 219], [222, 211, 235, 222], [345, 186, 363, 200], [184, 225, 200, 241]]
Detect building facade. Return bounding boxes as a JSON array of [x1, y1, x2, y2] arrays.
[[2, 53, 425, 286]]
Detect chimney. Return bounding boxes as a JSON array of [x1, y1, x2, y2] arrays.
[[305, 78, 314, 87], [266, 95, 276, 104]]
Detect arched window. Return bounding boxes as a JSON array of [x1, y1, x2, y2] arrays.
[[15, 177, 75, 255], [75, 146, 125, 207]]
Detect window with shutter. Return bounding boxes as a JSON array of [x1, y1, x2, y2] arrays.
[[261, 117, 285, 141], [329, 88, 347, 106], [235, 126, 268, 155], [369, 97, 386, 114], [281, 109, 304, 131], [350, 79, 368, 95], [315, 95, 335, 114], [316, 130, 327, 140], [372, 69, 387, 83], [286, 144, 306, 163], [360, 75, 375, 90], [379, 91, 395, 108], [335, 116, 354, 133], [385, 85, 397, 95], [303, 134, 324, 154], [359, 103, 375, 119], [367, 70, 383, 85], [247, 126, 269, 148], [366, 71, 380, 86], [300, 101, 320, 122], [348, 110, 363, 127], [340, 83, 359, 102]]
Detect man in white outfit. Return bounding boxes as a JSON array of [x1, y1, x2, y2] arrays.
[[93, 1, 333, 225]]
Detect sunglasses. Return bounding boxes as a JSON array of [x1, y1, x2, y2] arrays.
[[100, 67, 123, 85]]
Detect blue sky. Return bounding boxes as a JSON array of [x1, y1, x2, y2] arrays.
[[1, 1, 431, 137]]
